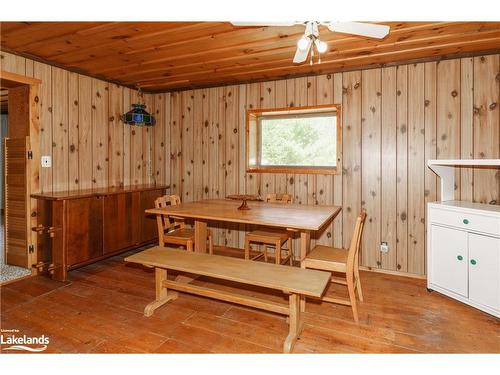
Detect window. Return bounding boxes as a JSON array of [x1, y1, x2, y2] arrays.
[[246, 104, 341, 174]]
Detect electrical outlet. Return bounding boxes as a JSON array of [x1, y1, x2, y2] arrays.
[[41, 155, 51, 168], [380, 241, 389, 253]]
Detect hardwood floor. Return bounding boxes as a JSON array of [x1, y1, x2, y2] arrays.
[[1, 247, 499, 354]]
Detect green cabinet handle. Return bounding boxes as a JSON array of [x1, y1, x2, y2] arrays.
[[457, 255, 463, 261], [470, 259, 477, 265], [463, 219, 469, 224]]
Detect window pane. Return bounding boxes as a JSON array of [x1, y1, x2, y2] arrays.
[[260, 114, 337, 167]]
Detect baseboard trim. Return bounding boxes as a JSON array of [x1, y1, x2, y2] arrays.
[[0, 272, 34, 287], [360, 266, 427, 280]]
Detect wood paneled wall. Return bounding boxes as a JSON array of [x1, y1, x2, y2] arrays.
[[2, 50, 498, 277], [0, 51, 171, 193], [168, 54, 499, 277]]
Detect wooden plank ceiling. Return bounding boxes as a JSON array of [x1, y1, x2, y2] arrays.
[[1, 22, 500, 92]]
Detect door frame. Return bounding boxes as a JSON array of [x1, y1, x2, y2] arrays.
[[1, 70, 41, 272]]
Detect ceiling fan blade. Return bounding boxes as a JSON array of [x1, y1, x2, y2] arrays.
[[293, 39, 312, 64], [230, 21, 298, 27], [327, 22, 390, 39]]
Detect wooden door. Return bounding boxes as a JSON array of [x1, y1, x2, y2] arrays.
[[66, 197, 103, 267], [468, 233, 500, 311], [4, 137, 29, 267], [430, 225, 468, 297], [103, 192, 140, 254], [140, 189, 164, 243]]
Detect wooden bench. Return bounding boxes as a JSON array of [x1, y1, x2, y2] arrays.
[[125, 246, 330, 353]]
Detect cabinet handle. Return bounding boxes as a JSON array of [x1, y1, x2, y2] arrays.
[[46, 227, 56, 238], [462, 219, 469, 224], [32, 224, 47, 234], [470, 259, 477, 265], [457, 255, 463, 261]]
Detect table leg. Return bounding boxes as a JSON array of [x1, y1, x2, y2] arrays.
[[300, 231, 311, 311], [194, 219, 208, 253], [144, 268, 178, 317], [283, 293, 303, 353], [299, 231, 311, 262]]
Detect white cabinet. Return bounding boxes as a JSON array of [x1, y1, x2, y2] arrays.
[[468, 233, 500, 311], [430, 225, 468, 297], [427, 201, 500, 318]]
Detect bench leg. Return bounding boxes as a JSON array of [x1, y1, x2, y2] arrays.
[[144, 268, 178, 317], [283, 293, 303, 353]]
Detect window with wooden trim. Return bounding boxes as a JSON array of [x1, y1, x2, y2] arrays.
[[246, 104, 341, 174]]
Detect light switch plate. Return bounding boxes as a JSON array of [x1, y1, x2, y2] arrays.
[[41, 155, 51, 168]]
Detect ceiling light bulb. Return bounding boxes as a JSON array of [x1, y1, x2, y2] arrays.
[[316, 40, 327, 53], [297, 36, 309, 51]]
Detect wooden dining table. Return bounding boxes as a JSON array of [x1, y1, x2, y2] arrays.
[[145, 199, 341, 262]]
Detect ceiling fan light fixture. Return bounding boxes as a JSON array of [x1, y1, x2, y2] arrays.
[[316, 40, 328, 53], [297, 36, 310, 51]]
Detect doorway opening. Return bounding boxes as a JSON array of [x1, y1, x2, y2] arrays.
[[0, 71, 40, 284], [1, 85, 30, 283]]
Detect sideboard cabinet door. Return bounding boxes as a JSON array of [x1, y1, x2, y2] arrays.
[[430, 225, 468, 297], [468, 233, 500, 311], [66, 197, 104, 267], [103, 192, 140, 254]]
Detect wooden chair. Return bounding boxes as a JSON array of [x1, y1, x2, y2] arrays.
[[244, 193, 294, 265], [302, 210, 366, 322], [155, 195, 213, 254]]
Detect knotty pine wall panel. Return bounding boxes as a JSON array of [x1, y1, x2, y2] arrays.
[[407, 63, 425, 275], [108, 83, 124, 187], [473, 55, 500, 205], [380, 67, 397, 271], [167, 54, 499, 277], [460, 58, 474, 202], [68, 72, 80, 191], [78, 75, 93, 190], [142, 93, 154, 184], [361, 69, 382, 269], [395, 65, 409, 273], [0, 51, 167, 195]]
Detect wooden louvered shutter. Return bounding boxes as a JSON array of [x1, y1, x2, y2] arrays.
[[4, 137, 29, 267]]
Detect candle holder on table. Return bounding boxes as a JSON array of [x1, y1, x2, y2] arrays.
[[226, 194, 263, 210]]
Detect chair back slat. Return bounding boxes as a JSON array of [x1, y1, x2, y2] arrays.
[[154, 195, 183, 245], [346, 210, 367, 274], [266, 193, 293, 204]]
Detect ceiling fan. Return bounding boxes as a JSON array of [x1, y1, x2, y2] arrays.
[[230, 21, 390, 64]]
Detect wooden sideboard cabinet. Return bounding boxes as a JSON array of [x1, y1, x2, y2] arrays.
[[31, 185, 167, 281], [103, 192, 140, 255]]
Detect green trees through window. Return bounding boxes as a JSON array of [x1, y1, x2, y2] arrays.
[[260, 115, 337, 167]]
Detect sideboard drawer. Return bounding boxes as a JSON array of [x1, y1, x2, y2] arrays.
[[429, 207, 500, 236]]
